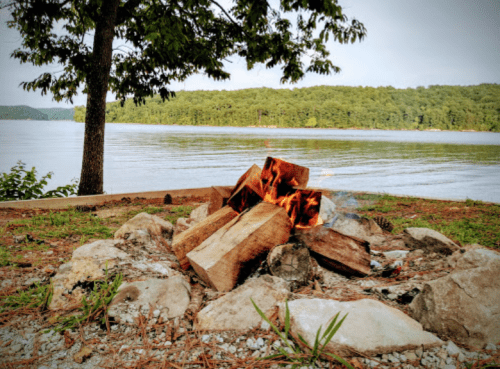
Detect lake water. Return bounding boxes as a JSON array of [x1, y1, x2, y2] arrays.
[[1, 120, 500, 203]]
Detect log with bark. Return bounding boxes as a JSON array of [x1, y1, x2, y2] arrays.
[[187, 202, 292, 292], [295, 226, 371, 277]]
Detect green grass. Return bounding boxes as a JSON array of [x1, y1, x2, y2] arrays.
[[356, 194, 500, 248], [7, 209, 114, 240], [53, 270, 122, 332], [0, 282, 52, 313], [164, 205, 195, 224], [0, 244, 11, 266]]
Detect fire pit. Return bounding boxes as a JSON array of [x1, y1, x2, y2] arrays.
[[172, 157, 370, 292]]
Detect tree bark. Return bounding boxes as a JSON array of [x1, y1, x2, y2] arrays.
[[78, 0, 121, 196]]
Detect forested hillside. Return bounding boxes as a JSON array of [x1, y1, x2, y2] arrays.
[[0, 105, 48, 120], [74, 84, 500, 131], [37, 108, 74, 120]]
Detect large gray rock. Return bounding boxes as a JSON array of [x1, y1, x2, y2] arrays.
[[403, 227, 459, 255], [195, 275, 290, 331], [447, 247, 500, 270], [281, 298, 442, 357], [331, 216, 385, 244], [50, 240, 130, 310], [410, 252, 500, 348], [115, 212, 174, 240], [108, 276, 191, 323]]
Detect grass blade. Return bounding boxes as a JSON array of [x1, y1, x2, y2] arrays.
[[325, 352, 355, 369]]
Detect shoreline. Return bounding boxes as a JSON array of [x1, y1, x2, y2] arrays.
[[98, 121, 482, 133]]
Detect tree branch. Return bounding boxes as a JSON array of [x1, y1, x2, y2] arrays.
[[207, 0, 240, 28]]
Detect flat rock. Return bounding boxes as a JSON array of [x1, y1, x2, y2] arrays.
[[281, 298, 442, 357], [331, 216, 384, 244], [410, 255, 500, 348], [50, 240, 131, 310], [195, 275, 290, 331], [114, 212, 174, 240], [108, 276, 191, 323], [403, 228, 459, 255], [447, 247, 500, 270]]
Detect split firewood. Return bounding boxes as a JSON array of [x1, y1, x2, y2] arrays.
[[261, 157, 309, 197], [227, 164, 264, 213], [295, 226, 371, 277], [172, 206, 238, 270], [208, 186, 233, 215], [187, 202, 292, 292], [267, 243, 312, 284]]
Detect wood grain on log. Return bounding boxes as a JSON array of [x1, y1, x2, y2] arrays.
[[267, 243, 312, 283], [227, 164, 264, 213], [208, 186, 233, 215], [295, 226, 371, 277], [187, 202, 292, 292], [172, 206, 238, 270]]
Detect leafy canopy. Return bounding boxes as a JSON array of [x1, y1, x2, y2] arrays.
[[5, 0, 366, 105]]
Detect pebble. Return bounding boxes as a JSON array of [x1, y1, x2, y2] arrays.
[[485, 343, 497, 351], [445, 340, 462, 356], [201, 334, 211, 343]]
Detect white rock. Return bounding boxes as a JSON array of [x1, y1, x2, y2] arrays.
[[445, 341, 462, 356], [280, 298, 442, 357], [49, 240, 130, 310], [319, 195, 336, 223], [195, 275, 290, 331], [114, 212, 173, 240], [331, 216, 384, 244], [108, 276, 191, 322], [189, 203, 209, 223]]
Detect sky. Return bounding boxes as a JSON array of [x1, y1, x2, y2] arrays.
[[0, 0, 499, 109]]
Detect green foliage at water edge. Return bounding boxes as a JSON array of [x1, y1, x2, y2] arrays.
[[74, 84, 500, 132], [0, 161, 78, 202]]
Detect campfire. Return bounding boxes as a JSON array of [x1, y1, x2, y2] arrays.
[[172, 157, 370, 292]]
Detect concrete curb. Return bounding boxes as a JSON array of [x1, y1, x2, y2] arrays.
[[0, 187, 494, 210], [0, 187, 221, 209]]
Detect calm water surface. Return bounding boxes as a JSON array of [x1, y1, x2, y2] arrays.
[[1, 120, 499, 202]]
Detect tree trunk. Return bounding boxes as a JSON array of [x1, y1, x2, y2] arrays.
[[78, 0, 120, 196]]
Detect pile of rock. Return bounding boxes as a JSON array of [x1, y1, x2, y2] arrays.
[[2, 193, 499, 368]]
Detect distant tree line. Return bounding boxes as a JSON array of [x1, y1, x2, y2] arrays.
[[0, 105, 74, 121], [74, 84, 500, 132]]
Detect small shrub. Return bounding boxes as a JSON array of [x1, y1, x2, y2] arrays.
[[0, 161, 78, 202]]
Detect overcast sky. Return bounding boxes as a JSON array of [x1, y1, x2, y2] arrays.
[[0, 0, 499, 109]]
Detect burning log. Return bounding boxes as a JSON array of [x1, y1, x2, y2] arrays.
[[261, 157, 309, 193], [259, 157, 320, 228], [172, 206, 238, 270], [187, 202, 292, 292], [208, 186, 233, 215], [267, 243, 312, 284], [295, 226, 371, 277], [227, 164, 264, 213]]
